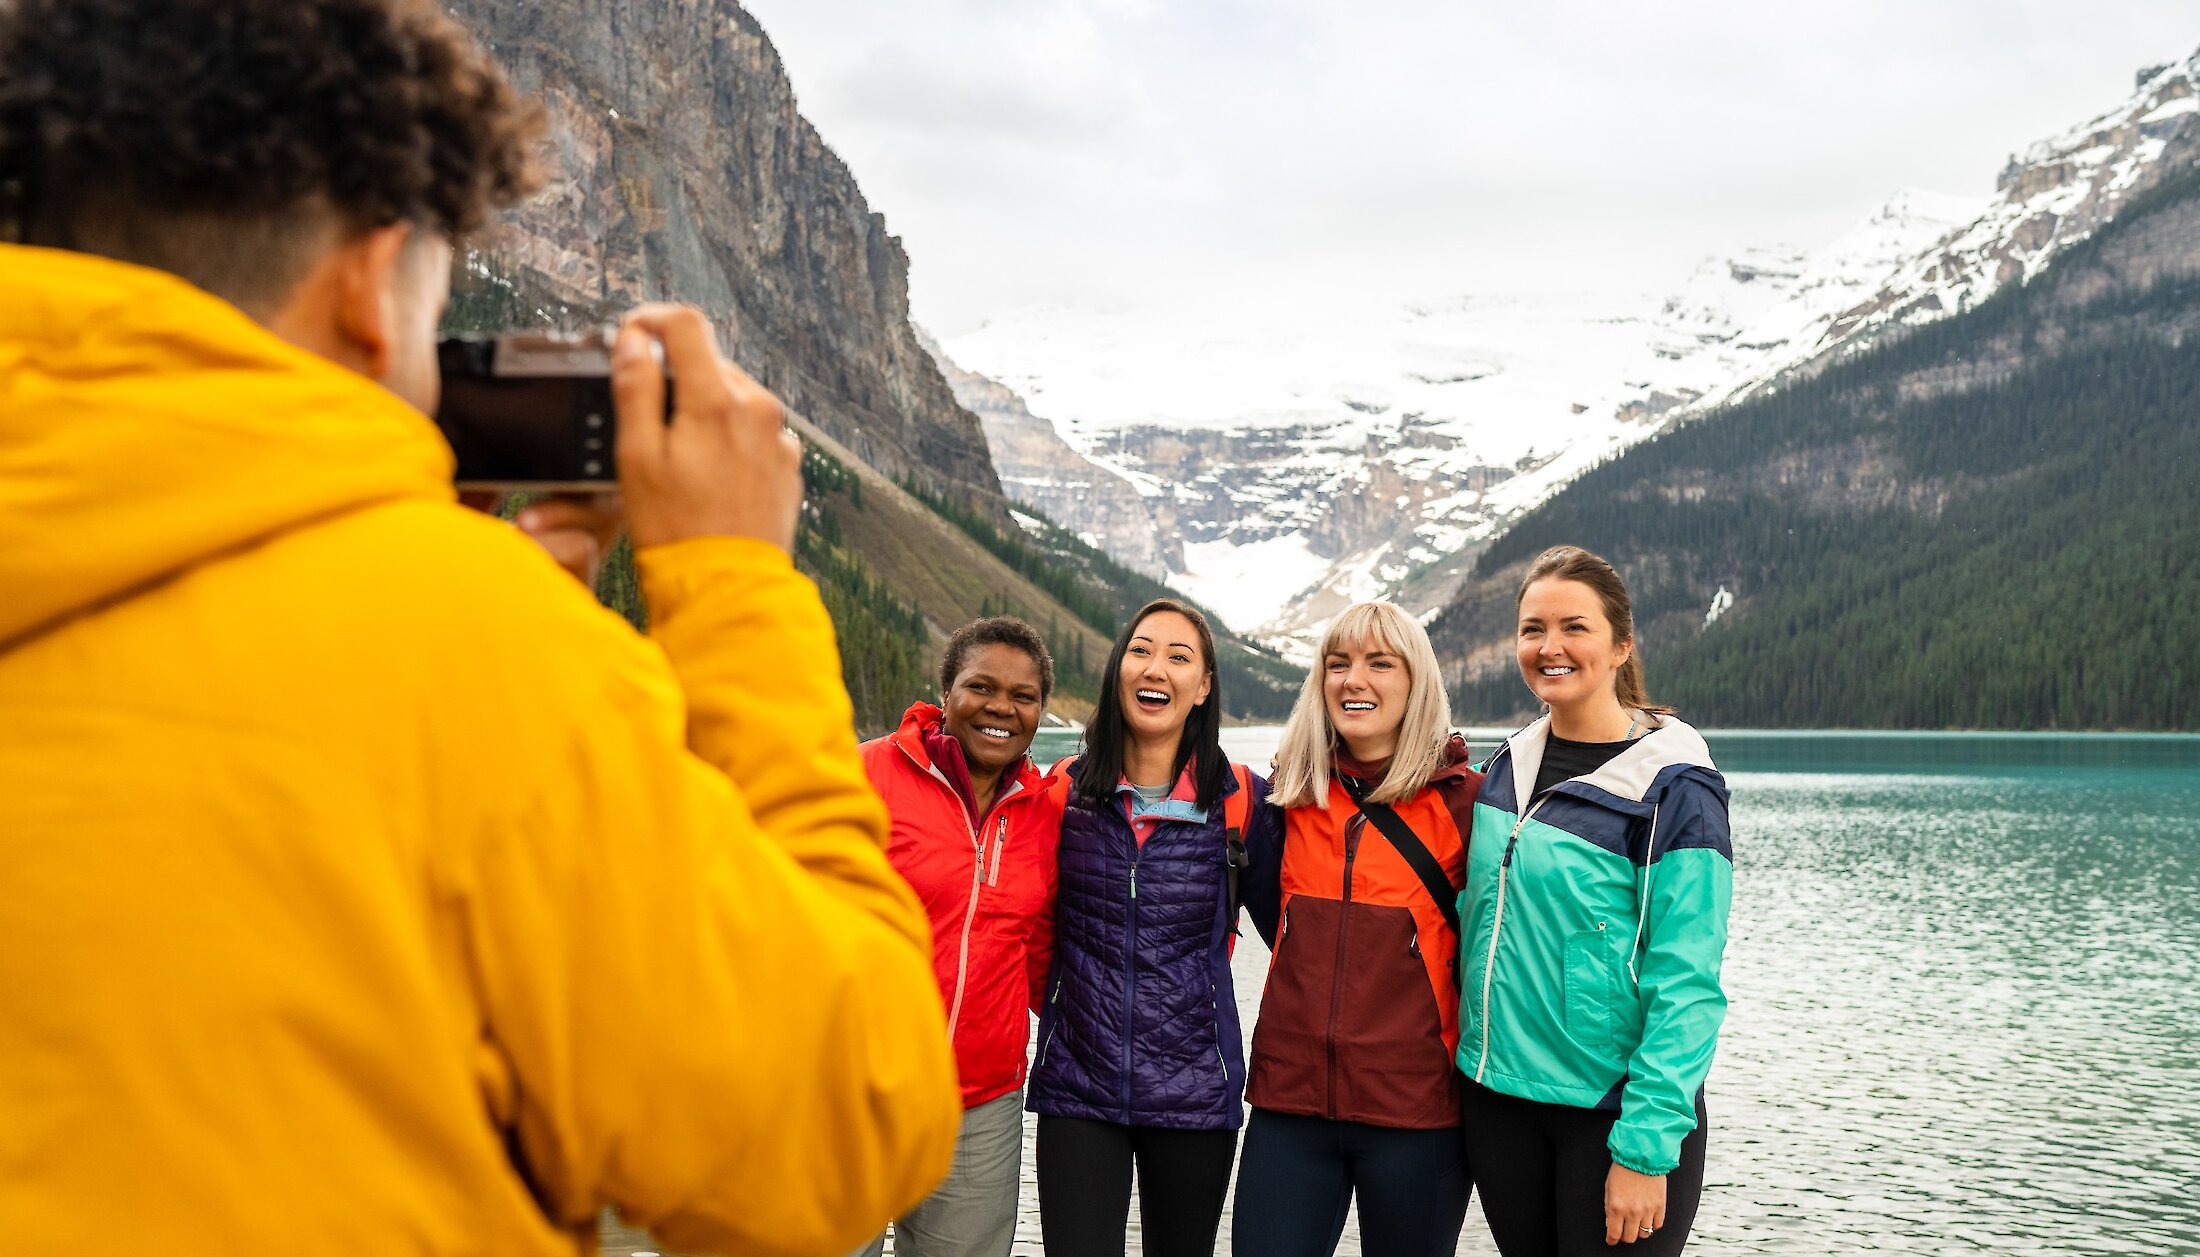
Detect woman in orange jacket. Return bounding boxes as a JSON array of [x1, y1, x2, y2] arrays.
[[1234, 601, 1483, 1257], [855, 617, 1070, 1257]]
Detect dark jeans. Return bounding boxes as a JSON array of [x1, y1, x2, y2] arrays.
[[1036, 1115, 1238, 1257], [1461, 1080, 1708, 1257], [1229, 1106, 1471, 1257]]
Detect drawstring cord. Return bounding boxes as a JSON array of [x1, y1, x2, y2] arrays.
[[1627, 801, 1660, 985]]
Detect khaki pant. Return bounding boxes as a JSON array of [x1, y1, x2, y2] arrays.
[[851, 1089, 1024, 1257]]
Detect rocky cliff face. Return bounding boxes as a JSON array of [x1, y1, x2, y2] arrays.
[[920, 331, 1180, 578], [446, 0, 1003, 505]]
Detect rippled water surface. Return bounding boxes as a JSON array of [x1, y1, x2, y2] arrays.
[[608, 731, 2200, 1256]]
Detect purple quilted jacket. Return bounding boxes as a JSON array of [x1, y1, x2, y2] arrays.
[[1026, 758, 1275, 1130]]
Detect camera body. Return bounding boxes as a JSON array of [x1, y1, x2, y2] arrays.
[[434, 331, 623, 489]]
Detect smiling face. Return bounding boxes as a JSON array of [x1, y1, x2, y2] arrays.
[[1116, 610, 1213, 744], [1516, 577, 1632, 716], [941, 643, 1045, 783], [1324, 636, 1412, 763]]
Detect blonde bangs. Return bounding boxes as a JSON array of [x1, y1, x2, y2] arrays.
[[1322, 602, 1407, 662]]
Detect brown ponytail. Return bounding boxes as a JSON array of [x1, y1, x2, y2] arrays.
[[1517, 546, 1675, 717]]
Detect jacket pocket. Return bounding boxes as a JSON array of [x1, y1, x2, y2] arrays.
[[1247, 896, 1340, 1117], [1035, 972, 1066, 1070], [1563, 922, 1617, 1049], [1211, 987, 1230, 1089]]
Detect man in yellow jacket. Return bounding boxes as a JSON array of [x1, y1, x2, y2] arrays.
[[0, 1, 960, 1254]]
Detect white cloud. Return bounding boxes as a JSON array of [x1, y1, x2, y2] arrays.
[[741, 0, 2200, 332]]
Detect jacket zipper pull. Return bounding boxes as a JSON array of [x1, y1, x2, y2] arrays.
[[1130, 861, 1138, 900], [1502, 809, 1533, 868]]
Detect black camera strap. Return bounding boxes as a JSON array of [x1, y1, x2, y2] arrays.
[[1340, 774, 1461, 938]]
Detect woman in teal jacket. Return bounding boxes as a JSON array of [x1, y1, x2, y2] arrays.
[[1458, 546, 1732, 1256]]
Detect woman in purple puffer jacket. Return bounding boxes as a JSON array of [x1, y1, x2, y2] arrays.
[[1029, 598, 1280, 1257]]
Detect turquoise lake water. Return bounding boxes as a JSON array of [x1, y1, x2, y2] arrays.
[[607, 730, 2200, 1256]]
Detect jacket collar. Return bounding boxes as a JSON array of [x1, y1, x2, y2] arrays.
[[1059, 751, 1241, 821], [890, 701, 1042, 800], [1333, 731, 1475, 798], [1503, 712, 1718, 815], [1114, 759, 1208, 824], [1431, 732, 1479, 784]]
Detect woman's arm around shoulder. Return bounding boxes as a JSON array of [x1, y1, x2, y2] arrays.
[[1238, 767, 1286, 948]]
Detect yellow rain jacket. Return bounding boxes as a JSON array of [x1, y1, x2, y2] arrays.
[[0, 244, 960, 1256]]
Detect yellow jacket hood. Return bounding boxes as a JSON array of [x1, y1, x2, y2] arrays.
[[0, 243, 453, 644]]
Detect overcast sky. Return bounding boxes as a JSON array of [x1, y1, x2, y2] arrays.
[[738, 1, 2199, 335]]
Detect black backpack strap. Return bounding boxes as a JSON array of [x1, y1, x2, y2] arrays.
[[1341, 775, 1461, 938]]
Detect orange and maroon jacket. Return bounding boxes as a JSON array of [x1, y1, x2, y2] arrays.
[[1244, 735, 1482, 1129], [862, 703, 1068, 1109]]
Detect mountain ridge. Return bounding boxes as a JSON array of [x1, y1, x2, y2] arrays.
[[942, 44, 2200, 656], [1429, 153, 2200, 729]]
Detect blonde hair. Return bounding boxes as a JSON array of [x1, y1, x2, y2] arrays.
[[1271, 601, 1454, 809]]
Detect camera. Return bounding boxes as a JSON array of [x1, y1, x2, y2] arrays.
[[434, 330, 653, 489]]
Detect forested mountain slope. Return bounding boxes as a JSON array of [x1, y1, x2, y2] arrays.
[[1431, 161, 2200, 730]]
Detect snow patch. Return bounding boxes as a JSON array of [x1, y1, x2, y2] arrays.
[[2139, 95, 2198, 125], [1705, 586, 1734, 627], [1170, 535, 1330, 634]]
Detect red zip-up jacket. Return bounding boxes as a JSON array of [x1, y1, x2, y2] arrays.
[[862, 703, 1067, 1108], [1246, 736, 1481, 1129]]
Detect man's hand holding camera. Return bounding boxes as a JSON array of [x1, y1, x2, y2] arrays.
[[615, 304, 802, 556], [493, 303, 801, 584]]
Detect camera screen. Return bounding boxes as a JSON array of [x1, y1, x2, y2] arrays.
[[433, 373, 618, 488]]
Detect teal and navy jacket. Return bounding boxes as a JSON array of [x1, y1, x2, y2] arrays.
[[1456, 713, 1732, 1176]]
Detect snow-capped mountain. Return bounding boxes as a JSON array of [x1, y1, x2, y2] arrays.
[[937, 196, 1975, 646], [1795, 57, 2200, 361], [936, 48, 2200, 654], [918, 329, 1180, 580]]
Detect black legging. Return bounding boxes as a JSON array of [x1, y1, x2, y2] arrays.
[[1036, 1114, 1239, 1257], [1461, 1080, 1708, 1257], [1229, 1107, 1471, 1257]]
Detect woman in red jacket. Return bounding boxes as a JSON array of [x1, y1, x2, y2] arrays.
[[1235, 600, 1483, 1257], [854, 617, 1069, 1257]]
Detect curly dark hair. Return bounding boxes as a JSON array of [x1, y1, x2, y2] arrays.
[[938, 617, 1056, 707], [0, 0, 542, 305]]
